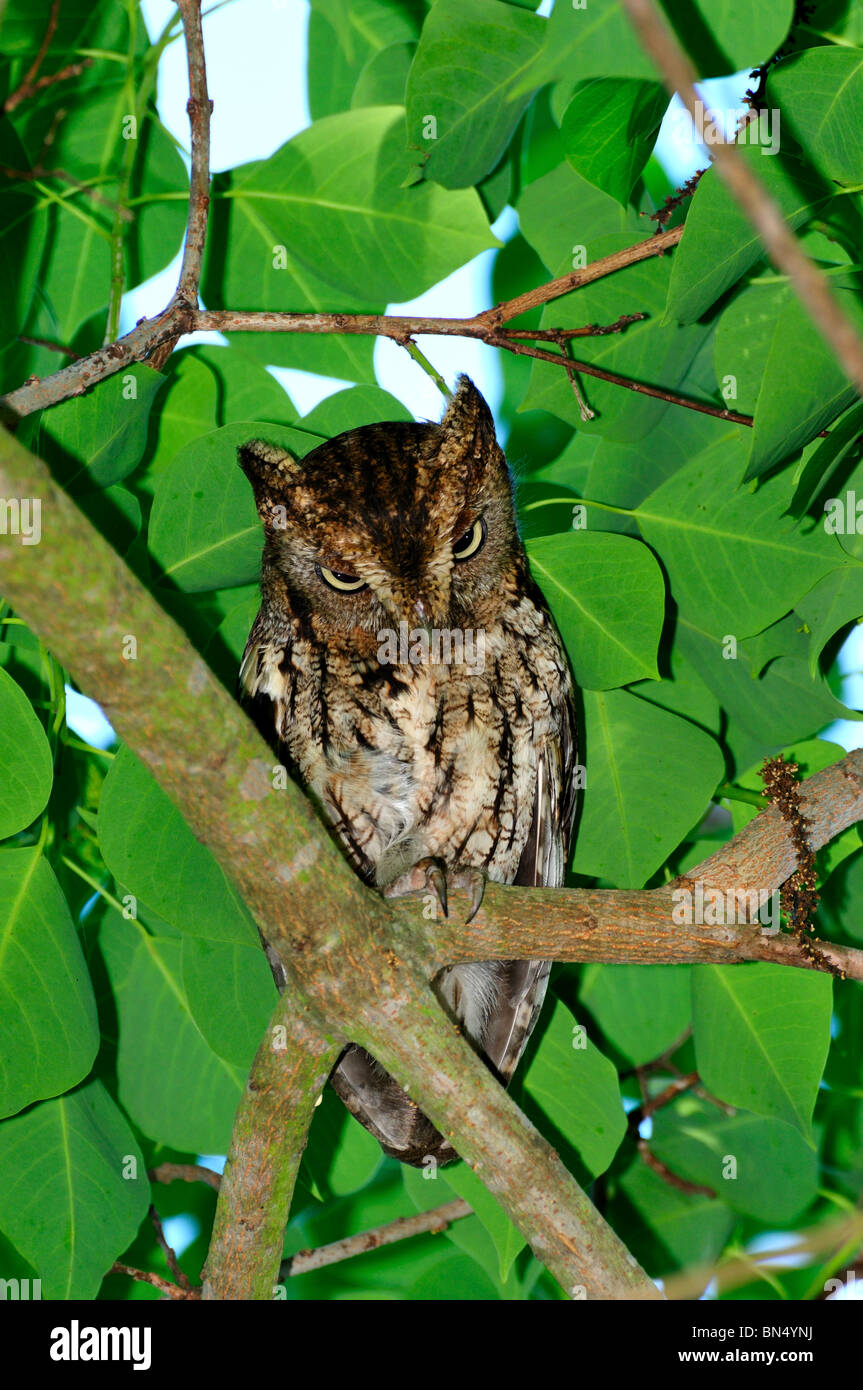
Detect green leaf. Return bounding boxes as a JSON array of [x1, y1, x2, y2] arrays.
[[405, 0, 544, 188], [521, 996, 627, 1176], [98, 745, 259, 945], [579, 964, 691, 1066], [651, 1098, 819, 1224], [307, 0, 424, 119], [212, 107, 496, 302], [352, 42, 415, 109], [517, 163, 641, 276], [0, 849, 99, 1118], [38, 365, 165, 488], [789, 401, 863, 520], [768, 47, 863, 187], [691, 963, 832, 1139], [526, 530, 664, 688], [797, 569, 863, 675], [677, 616, 860, 775], [439, 1161, 526, 1281], [561, 79, 667, 207], [634, 430, 850, 638], [181, 937, 277, 1070], [98, 908, 245, 1153], [0, 1079, 148, 1299], [0, 667, 53, 838], [574, 689, 724, 887], [665, 144, 829, 325], [616, 1161, 735, 1276], [147, 423, 291, 592], [204, 163, 378, 383], [713, 277, 794, 417], [746, 288, 863, 479], [515, 0, 659, 91]]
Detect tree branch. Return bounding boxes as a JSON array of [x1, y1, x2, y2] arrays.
[[280, 1200, 473, 1278], [621, 0, 863, 395], [0, 226, 685, 419], [202, 996, 341, 1300]]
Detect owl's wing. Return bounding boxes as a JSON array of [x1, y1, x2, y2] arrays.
[[482, 696, 578, 1084]]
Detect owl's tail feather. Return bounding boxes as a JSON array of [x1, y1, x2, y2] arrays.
[[330, 1044, 458, 1168]]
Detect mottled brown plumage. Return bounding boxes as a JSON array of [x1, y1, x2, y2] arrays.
[[238, 377, 578, 1166]]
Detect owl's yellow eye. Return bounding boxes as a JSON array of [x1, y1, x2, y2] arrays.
[[316, 564, 367, 592], [452, 516, 486, 562]]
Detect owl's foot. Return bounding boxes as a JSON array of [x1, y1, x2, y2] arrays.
[[383, 858, 485, 924]]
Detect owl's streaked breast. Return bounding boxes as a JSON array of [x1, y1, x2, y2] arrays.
[[241, 588, 571, 891]]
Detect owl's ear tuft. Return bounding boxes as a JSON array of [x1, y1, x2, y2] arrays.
[[438, 375, 500, 472], [238, 439, 300, 530]]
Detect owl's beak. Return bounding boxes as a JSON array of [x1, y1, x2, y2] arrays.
[[414, 597, 428, 623]]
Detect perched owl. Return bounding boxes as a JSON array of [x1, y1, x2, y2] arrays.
[[238, 376, 578, 1166]]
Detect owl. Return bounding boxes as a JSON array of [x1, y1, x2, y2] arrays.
[[238, 376, 578, 1166]]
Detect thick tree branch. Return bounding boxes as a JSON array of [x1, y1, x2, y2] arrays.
[[202, 995, 341, 1300], [622, 0, 863, 395]]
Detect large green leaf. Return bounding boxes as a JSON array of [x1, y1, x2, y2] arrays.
[[521, 996, 627, 1177], [560, 79, 667, 207], [98, 908, 245, 1154], [516, 0, 793, 92], [579, 964, 691, 1066], [405, 0, 544, 188], [768, 47, 863, 187], [527, 530, 664, 688], [676, 615, 859, 775], [98, 745, 259, 945], [307, 0, 425, 119], [0, 1079, 148, 1299], [573, 689, 724, 887], [746, 286, 863, 478], [691, 963, 832, 1139], [517, 162, 641, 275], [634, 431, 851, 638], [651, 1096, 819, 1224], [616, 1159, 735, 1276], [37, 365, 164, 488], [209, 107, 496, 304], [712, 277, 794, 417], [0, 849, 99, 1118], [182, 937, 277, 1070], [0, 667, 52, 839], [204, 163, 378, 383]]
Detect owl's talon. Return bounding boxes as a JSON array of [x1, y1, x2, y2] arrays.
[[425, 861, 449, 919], [463, 870, 485, 925]]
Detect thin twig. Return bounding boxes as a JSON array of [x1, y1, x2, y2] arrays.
[[638, 1140, 717, 1198], [149, 1161, 222, 1191], [149, 1205, 191, 1290], [17, 336, 79, 359], [2, 0, 61, 113], [280, 1199, 473, 1278], [621, 0, 863, 395], [110, 1262, 200, 1300], [175, 0, 212, 306]]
